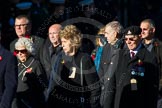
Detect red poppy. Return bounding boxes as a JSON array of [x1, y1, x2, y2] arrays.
[[154, 42, 159, 47], [0, 56, 2, 61], [91, 50, 96, 61], [91, 55, 96, 61], [138, 59, 143, 66], [13, 51, 17, 56], [25, 35, 30, 39], [26, 68, 32, 73]]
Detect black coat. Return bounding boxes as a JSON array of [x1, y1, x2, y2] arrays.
[[99, 44, 120, 107], [105, 46, 159, 108], [46, 51, 101, 108], [98, 39, 125, 80], [0, 45, 18, 108], [12, 56, 47, 108], [99, 40, 125, 107], [39, 38, 62, 81], [148, 39, 162, 89]]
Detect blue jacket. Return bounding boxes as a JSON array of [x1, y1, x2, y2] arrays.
[[94, 46, 103, 72]]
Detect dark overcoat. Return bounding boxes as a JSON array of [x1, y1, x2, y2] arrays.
[[46, 51, 101, 108], [105, 46, 159, 108], [149, 39, 162, 89], [12, 56, 47, 108], [39, 38, 62, 81], [0, 45, 18, 108]]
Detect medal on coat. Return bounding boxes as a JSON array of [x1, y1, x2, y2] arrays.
[[130, 78, 137, 91], [69, 67, 76, 78]]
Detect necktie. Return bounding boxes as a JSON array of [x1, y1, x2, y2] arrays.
[[131, 51, 135, 58]]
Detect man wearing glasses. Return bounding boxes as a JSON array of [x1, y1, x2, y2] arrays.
[[104, 26, 159, 108], [10, 15, 44, 59]]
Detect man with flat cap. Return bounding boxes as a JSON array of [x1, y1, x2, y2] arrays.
[[104, 26, 159, 108]]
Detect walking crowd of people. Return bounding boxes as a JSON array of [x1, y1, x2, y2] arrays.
[[0, 0, 162, 108]]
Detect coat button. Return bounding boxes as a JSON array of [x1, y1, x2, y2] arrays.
[[102, 86, 104, 90]]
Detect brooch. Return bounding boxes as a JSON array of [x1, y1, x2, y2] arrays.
[[61, 59, 65, 64], [69, 67, 76, 78]]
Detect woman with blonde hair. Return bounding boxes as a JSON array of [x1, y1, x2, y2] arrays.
[[46, 25, 101, 108]]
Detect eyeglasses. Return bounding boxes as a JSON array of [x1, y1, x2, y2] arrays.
[[124, 37, 136, 41], [14, 49, 27, 54], [14, 24, 28, 28]]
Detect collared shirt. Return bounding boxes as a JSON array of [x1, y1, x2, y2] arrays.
[[130, 43, 142, 57]]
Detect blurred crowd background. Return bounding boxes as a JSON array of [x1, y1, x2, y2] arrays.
[[0, 0, 162, 49]]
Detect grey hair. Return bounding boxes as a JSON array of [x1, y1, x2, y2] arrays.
[[15, 37, 35, 55], [141, 19, 155, 29], [105, 21, 124, 36]]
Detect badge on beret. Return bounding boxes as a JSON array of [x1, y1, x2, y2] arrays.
[[127, 30, 132, 35]]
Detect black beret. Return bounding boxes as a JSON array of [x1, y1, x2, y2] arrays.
[[123, 26, 142, 36]]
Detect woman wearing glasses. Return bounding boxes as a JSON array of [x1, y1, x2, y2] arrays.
[[12, 37, 47, 108]]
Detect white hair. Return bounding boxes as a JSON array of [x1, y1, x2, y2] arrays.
[[106, 21, 124, 35], [15, 37, 35, 55]]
